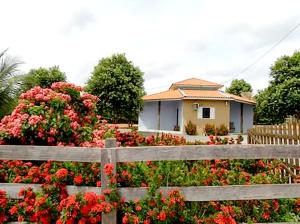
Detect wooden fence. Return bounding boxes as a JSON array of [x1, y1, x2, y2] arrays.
[[248, 121, 300, 145], [0, 139, 300, 223], [248, 121, 300, 182]]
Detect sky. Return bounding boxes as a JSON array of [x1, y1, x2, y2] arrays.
[[1, 0, 300, 94]]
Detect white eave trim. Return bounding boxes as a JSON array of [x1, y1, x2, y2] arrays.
[[143, 99, 183, 102], [184, 97, 233, 101], [178, 88, 186, 97], [232, 99, 256, 105]]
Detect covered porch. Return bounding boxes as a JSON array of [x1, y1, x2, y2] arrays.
[[229, 102, 254, 133], [138, 100, 183, 133]]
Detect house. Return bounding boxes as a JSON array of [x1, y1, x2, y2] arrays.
[[138, 78, 255, 134]]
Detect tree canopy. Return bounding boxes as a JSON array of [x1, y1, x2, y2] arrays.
[[86, 54, 145, 123], [270, 51, 300, 85], [225, 79, 252, 96], [255, 50, 300, 124], [0, 49, 21, 118], [19, 66, 66, 93]]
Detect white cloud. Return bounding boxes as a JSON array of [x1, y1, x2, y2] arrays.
[[1, 0, 299, 94]]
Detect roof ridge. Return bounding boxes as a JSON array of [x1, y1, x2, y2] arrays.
[[178, 88, 186, 97], [223, 92, 256, 104], [218, 90, 231, 97], [172, 77, 223, 86], [226, 92, 248, 99]]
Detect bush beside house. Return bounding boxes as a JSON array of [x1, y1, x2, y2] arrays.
[[204, 124, 229, 136], [185, 120, 197, 135]]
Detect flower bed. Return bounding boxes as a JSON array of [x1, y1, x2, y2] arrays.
[[0, 158, 299, 223]]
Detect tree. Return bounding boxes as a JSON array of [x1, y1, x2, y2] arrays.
[[19, 66, 66, 93], [255, 50, 300, 124], [225, 79, 252, 96], [0, 49, 21, 118], [270, 50, 300, 85], [86, 54, 145, 123]]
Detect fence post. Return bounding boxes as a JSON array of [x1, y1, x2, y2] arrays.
[[247, 130, 251, 144], [101, 138, 117, 224]]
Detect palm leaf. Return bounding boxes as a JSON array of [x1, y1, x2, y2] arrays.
[[0, 49, 22, 118]]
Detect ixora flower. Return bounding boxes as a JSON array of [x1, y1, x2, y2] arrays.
[[104, 163, 114, 176], [55, 178, 120, 223], [55, 168, 68, 179], [73, 175, 83, 185], [0, 190, 8, 223]]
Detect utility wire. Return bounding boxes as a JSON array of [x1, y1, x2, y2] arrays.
[[222, 22, 300, 85], [145, 22, 300, 91]]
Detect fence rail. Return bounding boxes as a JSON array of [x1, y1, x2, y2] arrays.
[[1, 144, 300, 162], [1, 140, 300, 224], [1, 183, 300, 202]]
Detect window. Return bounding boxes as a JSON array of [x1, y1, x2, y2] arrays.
[[202, 108, 210, 118], [197, 107, 215, 119]]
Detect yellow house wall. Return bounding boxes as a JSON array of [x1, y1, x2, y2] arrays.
[[183, 99, 230, 134]]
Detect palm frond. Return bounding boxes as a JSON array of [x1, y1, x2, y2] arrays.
[[0, 49, 22, 118]]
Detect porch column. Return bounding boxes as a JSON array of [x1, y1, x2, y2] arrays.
[[157, 101, 161, 130], [240, 103, 244, 133]]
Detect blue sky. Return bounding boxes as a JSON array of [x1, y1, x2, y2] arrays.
[[1, 0, 299, 94]]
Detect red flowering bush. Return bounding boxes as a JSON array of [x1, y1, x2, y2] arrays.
[[0, 190, 8, 223], [0, 163, 120, 224], [0, 82, 116, 147], [0, 159, 299, 223], [122, 190, 186, 224], [56, 192, 113, 224], [55, 163, 120, 224], [9, 188, 43, 223], [116, 131, 186, 147]]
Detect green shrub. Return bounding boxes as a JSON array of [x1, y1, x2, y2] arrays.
[[218, 124, 229, 136], [185, 120, 197, 135], [204, 123, 216, 135], [204, 124, 229, 136]]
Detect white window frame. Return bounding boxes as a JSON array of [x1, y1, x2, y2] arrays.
[[197, 107, 215, 119]]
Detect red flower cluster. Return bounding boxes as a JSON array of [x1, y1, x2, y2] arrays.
[[104, 163, 114, 176], [122, 190, 186, 224], [56, 192, 113, 224], [213, 205, 236, 224], [213, 213, 236, 224], [74, 175, 83, 185], [116, 131, 186, 147], [55, 168, 68, 180], [0, 190, 7, 223], [51, 82, 84, 92], [8, 187, 52, 223]]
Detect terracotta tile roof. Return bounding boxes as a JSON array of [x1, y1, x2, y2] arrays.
[[182, 90, 230, 98], [225, 93, 256, 104], [143, 89, 255, 104], [169, 78, 223, 89], [142, 89, 183, 101]]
